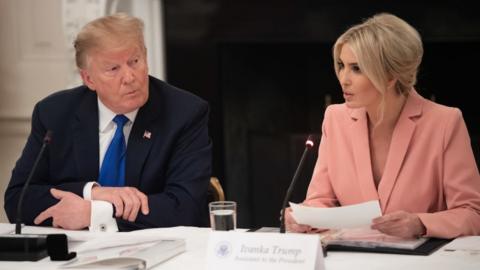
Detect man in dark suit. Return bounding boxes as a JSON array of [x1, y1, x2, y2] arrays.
[[4, 13, 211, 232]]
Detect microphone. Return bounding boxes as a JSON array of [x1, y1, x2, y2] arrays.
[[15, 130, 52, 234], [279, 135, 315, 234], [0, 131, 76, 261]]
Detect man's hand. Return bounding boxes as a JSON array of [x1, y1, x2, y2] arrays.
[[371, 210, 426, 239], [34, 188, 91, 230], [91, 186, 149, 222]]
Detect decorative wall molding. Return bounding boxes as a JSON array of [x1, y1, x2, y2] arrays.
[[16, 0, 69, 61], [0, 118, 31, 136]]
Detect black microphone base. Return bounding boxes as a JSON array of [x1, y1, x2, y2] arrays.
[[0, 234, 48, 261]]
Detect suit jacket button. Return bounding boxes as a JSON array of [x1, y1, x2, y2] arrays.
[[100, 224, 107, 232]]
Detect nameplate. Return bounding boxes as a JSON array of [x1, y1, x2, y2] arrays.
[[205, 231, 324, 270]]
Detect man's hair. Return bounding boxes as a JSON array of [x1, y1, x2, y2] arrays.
[[73, 13, 145, 69]]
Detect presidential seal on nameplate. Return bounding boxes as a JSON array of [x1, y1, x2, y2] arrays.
[[205, 231, 324, 270]]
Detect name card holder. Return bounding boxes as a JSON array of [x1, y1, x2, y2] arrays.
[[206, 231, 324, 270]]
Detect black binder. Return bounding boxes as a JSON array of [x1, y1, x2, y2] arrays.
[[326, 238, 451, 256]]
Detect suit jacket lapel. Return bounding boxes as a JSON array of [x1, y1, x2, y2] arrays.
[[349, 108, 379, 202], [378, 91, 423, 208], [72, 90, 99, 181], [125, 85, 162, 187]]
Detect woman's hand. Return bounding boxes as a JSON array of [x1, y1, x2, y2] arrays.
[[284, 207, 312, 233], [371, 210, 426, 239]]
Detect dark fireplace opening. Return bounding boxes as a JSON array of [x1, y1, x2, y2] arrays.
[[219, 43, 337, 227]]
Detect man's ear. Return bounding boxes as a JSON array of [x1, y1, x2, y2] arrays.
[[79, 69, 96, 91]]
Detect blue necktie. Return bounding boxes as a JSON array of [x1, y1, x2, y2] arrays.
[[99, 115, 129, 186]]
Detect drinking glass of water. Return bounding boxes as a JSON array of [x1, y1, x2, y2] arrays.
[[209, 201, 237, 231]]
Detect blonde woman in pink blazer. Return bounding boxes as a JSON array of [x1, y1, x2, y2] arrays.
[[286, 13, 480, 239]]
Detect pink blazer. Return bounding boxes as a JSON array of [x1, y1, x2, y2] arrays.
[[305, 90, 480, 238]]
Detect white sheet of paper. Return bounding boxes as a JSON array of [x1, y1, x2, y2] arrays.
[[0, 223, 15, 234], [74, 234, 181, 253], [290, 200, 382, 229], [443, 236, 480, 251]]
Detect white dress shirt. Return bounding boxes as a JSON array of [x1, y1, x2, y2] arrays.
[[82, 98, 138, 232]]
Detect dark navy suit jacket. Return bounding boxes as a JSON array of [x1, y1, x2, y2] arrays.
[[4, 76, 212, 231]]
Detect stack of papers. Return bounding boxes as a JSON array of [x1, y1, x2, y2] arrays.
[[290, 200, 428, 251], [322, 227, 428, 250], [61, 238, 185, 269]]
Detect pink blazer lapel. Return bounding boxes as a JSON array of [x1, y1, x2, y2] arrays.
[[378, 91, 424, 210], [349, 108, 379, 202]]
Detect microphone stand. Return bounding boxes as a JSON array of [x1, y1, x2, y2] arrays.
[[0, 131, 76, 261], [279, 135, 314, 233], [15, 131, 52, 234]]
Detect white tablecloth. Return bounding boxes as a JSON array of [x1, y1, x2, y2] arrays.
[[0, 225, 479, 270]]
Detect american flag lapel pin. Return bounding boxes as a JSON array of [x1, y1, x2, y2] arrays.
[[143, 130, 152, 139]]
